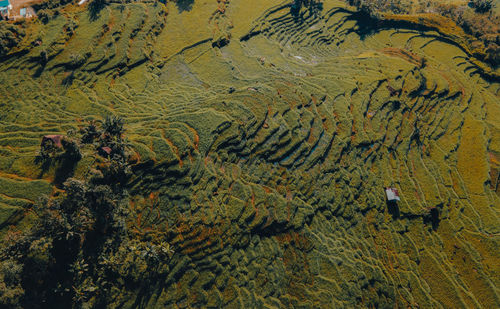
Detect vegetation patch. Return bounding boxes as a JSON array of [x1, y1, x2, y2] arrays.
[[348, 0, 499, 67], [0, 117, 173, 308]]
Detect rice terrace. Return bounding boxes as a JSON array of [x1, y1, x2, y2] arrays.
[[0, 0, 498, 308]]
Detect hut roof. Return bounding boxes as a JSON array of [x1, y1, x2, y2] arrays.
[[385, 187, 400, 201], [100, 146, 112, 155], [42, 135, 63, 148]]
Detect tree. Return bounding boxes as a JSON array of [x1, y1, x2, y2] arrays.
[[0, 23, 25, 58], [2, 116, 134, 307], [470, 0, 495, 13], [102, 115, 124, 138]]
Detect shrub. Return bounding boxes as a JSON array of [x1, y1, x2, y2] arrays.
[[0, 259, 24, 308], [32, 0, 73, 10], [80, 121, 101, 144], [39, 49, 48, 64], [0, 23, 25, 58], [36, 139, 60, 162], [61, 138, 82, 161], [102, 115, 124, 138], [470, 0, 495, 13], [68, 53, 86, 70], [36, 10, 52, 24], [88, 0, 108, 21], [0, 116, 158, 307]]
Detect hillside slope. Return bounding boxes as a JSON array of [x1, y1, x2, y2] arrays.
[[0, 0, 499, 307]]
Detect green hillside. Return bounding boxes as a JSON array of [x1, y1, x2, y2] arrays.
[[0, 0, 498, 307]]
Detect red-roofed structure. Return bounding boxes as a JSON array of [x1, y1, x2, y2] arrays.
[[41, 135, 63, 148]]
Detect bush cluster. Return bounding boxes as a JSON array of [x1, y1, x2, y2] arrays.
[[81, 116, 129, 164], [0, 116, 160, 308], [470, 0, 495, 13], [348, 0, 413, 16], [0, 23, 25, 58]]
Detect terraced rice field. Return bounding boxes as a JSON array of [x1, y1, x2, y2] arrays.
[[0, 0, 498, 307]]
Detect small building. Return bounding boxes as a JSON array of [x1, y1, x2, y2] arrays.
[[41, 135, 63, 148], [385, 187, 400, 202], [0, 0, 10, 17], [99, 146, 112, 157], [4, 0, 41, 19]]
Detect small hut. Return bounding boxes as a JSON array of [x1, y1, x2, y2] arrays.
[[99, 146, 112, 157], [41, 135, 63, 148], [385, 187, 400, 202], [5, 0, 41, 19]]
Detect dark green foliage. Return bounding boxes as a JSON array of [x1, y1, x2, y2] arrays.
[[95, 154, 132, 186], [0, 23, 25, 58], [80, 121, 101, 144], [0, 259, 23, 307], [291, 0, 323, 16], [35, 135, 81, 183], [39, 49, 48, 64], [36, 139, 61, 162], [348, 0, 413, 16], [88, 0, 108, 21], [470, 0, 495, 13], [102, 115, 125, 138], [33, 179, 93, 242], [173, 0, 194, 12], [32, 0, 74, 10], [61, 138, 82, 161], [1, 117, 135, 308], [35, 116, 130, 185], [293, 0, 318, 6], [81, 116, 129, 160], [36, 9, 52, 24], [70, 53, 86, 68]]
